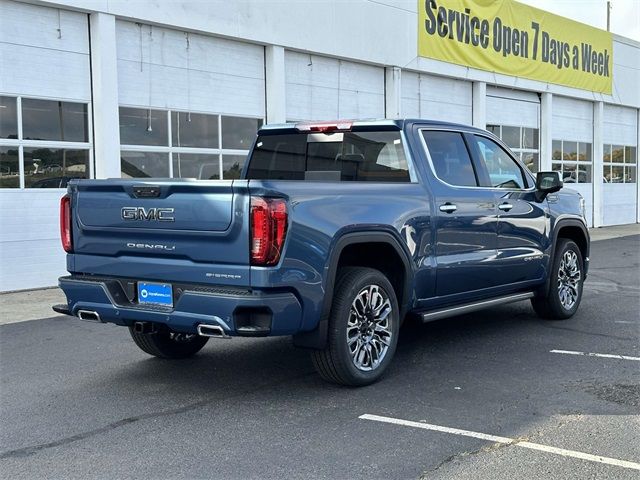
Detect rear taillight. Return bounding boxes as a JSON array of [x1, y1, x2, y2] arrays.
[[250, 197, 288, 266], [60, 194, 72, 253]]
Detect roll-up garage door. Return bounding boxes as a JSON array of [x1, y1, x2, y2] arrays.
[[401, 72, 472, 124], [0, 0, 91, 291], [116, 21, 265, 117], [552, 96, 594, 226], [486, 88, 540, 174], [602, 105, 637, 225], [115, 21, 264, 183], [285, 51, 385, 121]]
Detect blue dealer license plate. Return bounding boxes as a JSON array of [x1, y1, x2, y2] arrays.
[[138, 282, 173, 307]]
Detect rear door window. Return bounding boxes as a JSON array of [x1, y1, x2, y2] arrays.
[[246, 131, 410, 182], [421, 130, 477, 187]]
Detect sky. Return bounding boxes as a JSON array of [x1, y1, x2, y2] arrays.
[[518, 0, 640, 41]]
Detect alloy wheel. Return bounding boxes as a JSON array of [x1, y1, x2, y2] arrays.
[[346, 284, 393, 371], [557, 249, 581, 310]]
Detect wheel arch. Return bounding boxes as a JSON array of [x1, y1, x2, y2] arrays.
[[293, 229, 414, 349], [540, 217, 590, 297], [553, 219, 590, 267]]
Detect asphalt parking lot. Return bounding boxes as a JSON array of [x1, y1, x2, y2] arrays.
[[1, 234, 639, 479]]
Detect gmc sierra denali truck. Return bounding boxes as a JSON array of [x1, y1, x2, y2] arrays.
[[54, 119, 589, 386]]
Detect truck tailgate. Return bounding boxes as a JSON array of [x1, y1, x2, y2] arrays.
[[69, 179, 250, 286]]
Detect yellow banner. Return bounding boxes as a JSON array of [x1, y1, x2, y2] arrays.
[[418, 0, 613, 94]]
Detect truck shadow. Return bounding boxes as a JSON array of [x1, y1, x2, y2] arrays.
[[98, 301, 570, 400]]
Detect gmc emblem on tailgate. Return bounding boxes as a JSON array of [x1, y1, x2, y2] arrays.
[[121, 207, 175, 222]]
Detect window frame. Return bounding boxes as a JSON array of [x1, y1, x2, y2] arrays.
[[119, 105, 261, 180], [0, 95, 93, 190], [602, 142, 637, 184], [551, 138, 594, 184], [418, 126, 535, 191], [486, 123, 540, 173], [418, 129, 480, 188]]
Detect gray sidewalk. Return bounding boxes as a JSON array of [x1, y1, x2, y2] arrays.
[[1, 223, 638, 326]]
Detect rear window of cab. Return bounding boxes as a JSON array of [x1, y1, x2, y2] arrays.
[[246, 131, 410, 182]]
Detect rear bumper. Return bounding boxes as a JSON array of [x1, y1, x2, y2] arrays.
[[58, 275, 302, 336]]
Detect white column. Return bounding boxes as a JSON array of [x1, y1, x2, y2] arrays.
[[89, 13, 121, 179], [472, 81, 486, 128], [592, 101, 604, 228], [637, 109, 640, 223], [540, 92, 553, 171], [265, 45, 286, 124], [385, 67, 402, 119]]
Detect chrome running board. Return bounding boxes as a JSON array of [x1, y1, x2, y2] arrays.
[[421, 292, 535, 322]]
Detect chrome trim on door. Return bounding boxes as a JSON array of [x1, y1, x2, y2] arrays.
[[439, 203, 458, 213], [498, 203, 514, 211], [417, 126, 536, 192]]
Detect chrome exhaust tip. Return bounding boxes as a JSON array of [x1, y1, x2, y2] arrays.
[[197, 324, 230, 339], [77, 310, 101, 322]]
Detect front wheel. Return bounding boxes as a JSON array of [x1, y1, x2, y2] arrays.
[[311, 267, 400, 386], [531, 239, 584, 320], [129, 327, 209, 359]]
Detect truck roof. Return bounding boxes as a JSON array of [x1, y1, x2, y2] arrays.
[[258, 118, 488, 135]]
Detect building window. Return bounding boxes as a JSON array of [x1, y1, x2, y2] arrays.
[[23, 148, 89, 188], [121, 151, 170, 178], [119, 108, 168, 146], [487, 124, 539, 173], [0, 146, 20, 188], [119, 107, 262, 179], [552, 139, 592, 184], [222, 154, 247, 179], [22, 99, 88, 142], [173, 153, 220, 180], [0, 96, 92, 189], [0, 96, 18, 140], [172, 112, 219, 149], [603, 144, 636, 183]]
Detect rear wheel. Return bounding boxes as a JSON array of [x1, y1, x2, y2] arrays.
[[129, 327, 209, 359], [531, 239, 584, 320], [311, 267, 400, 386]]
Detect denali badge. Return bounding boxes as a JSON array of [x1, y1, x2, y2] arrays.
[[126, 242, 176, 251], [121, 207, 175, 222]]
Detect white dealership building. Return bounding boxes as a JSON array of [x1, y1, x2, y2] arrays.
[[0, 0, 638, 291]]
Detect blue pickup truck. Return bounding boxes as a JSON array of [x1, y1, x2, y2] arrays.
[[55, 119, 589, 386]]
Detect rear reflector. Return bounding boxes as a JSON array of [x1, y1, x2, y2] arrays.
[[250, 197, 288, 266], [295, 120, 353, 133], [60, 194, 72, 253]]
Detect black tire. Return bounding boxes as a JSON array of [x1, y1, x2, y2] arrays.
[[531, 239, 584, 320], [311, 267, 400, 386], [129, 327, 209, 359]]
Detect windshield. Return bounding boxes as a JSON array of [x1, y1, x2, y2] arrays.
[[246, 131, 410, 182]]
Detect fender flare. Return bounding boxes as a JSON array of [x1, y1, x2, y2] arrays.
[[541, 217, 590, 296], [293, 230, 414, 350]]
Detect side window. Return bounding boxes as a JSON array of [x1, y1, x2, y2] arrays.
[[422, 131, 477, 187], [474, 136, 526, 189]]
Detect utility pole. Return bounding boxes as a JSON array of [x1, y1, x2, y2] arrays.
[[606, 1, 611, 31]]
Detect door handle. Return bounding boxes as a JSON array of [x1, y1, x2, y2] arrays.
[[498, 202, 513, 212], [439, 203, 457, 213]]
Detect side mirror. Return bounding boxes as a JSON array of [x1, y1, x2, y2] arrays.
[[535, 171, 563, 202]]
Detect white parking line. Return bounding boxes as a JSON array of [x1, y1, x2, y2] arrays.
[[359, 414, 640, 471], [550, 349, 640, 361]]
